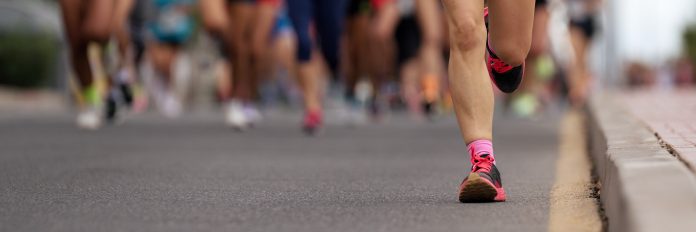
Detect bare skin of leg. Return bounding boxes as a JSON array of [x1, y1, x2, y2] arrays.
[[60, 0, 118, 88], [112, 0, 136, 77], [200, 0, 236, 100], [250, 4, 278, 94], [274, 33, 298, 79], [296, 53, 324, 112], [416, 0, 445, 100], [82, 0, 115, 43], [60, 0, 92, 88], [200, 0, 234, 52], [148, 42, 177, 85], [345, 14, 371, 98], [568, 27, 590, 107], [443, 0, 534, 143], [367, 28, 395, 99], [487, 0, 535, 66], [400, 59, 423, 116], [215, 61, 233, 100], [369, 3, 399, 102], [442, 0, 492, 142], [229, 3, 255, 102], [511, 5, 548, 101]]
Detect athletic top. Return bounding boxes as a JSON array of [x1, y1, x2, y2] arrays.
[[150, 0, 195, 44]]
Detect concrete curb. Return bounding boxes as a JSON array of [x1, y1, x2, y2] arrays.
[[0, 87, 66, 113], [586, 93, 696, 232]]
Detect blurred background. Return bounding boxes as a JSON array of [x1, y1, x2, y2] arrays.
[[0, 0, 694, 119]]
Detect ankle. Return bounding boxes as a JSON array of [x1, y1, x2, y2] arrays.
[[467, 139, 496, 164]]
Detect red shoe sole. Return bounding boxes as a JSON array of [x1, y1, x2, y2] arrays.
[[458, 172, 506, 203]]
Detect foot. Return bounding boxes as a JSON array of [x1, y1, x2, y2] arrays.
[[422, 101, 436, 120], [243, 104, 263, 126], [105, 83, 134, 123], [225, 100, 250, 131], [302, 110, 322, 135], [458, 153, 506, 202], [160, 91, 182, 118], [344, 97, 367, 126], [484, 8, 524, 93], [76, 105, 102, 130], [368, 96, 386, 121]]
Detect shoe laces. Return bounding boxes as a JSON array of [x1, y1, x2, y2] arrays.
[[471, 153, 495, 172], [489, 56, 513, 73]]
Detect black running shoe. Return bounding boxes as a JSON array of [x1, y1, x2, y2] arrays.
[[484, 7, 524, 94]]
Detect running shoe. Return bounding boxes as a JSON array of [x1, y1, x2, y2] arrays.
[[458, 153, 506, 202], [484, 8, 524, 94], [105, 83, 134, 123], [77, 105, 102, 130], [421, 74, 440, 120], [302, 110, 322, 135], [368, 96, 386, 121], [225, 100, 249, 130], [77, 85, 103, 130], [344, 97, 367, 126], [243, 104, 263, 124]]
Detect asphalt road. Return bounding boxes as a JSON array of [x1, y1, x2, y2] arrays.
[[0, 111, 559, 232]]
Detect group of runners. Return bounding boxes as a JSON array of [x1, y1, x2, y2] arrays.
[[59, 0, 599, 202]]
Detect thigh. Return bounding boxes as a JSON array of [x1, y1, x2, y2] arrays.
[[487, 0, 535, 51], [112, 0, 134, 29], [83, 0, 116, 39], [251, 3, 278, 44], [228, 2, 255, 39], [415, 0, 442, 43], [199, 0, 231, 32], [59, 0, 86, 48]]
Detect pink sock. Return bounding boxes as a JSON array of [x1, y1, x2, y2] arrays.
[[467, 140, 496, 164]]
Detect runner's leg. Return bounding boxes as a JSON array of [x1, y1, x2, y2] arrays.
[[415, 0, 445, 107], [287, 0, 322, 113], [59, 0, 91, 88], [229, 2, 255, 102], [487, 0, 535, 66], [441, 0, 491, 142]]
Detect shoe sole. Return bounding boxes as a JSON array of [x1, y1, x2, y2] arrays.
[[459, 173, 505, 203]]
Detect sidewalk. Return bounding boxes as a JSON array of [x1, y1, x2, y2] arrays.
[[621, 90, 696, 171], [587, 90, 696, 232], [0, 87, 66, 114]]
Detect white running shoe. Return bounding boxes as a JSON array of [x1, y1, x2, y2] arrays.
[[243, 104, 263, 125], [225, 100, 249, 130], [344, 100, 367, 126], [76, 106, 102, 130], [160, 91, 182, 118]]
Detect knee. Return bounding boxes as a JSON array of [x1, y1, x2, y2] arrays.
[[250, 38, 268, 58], [490, 40, 530, 66], [449, 16, 485, 53], [82, 25, 111, 43], [202, 16, 228, 37]]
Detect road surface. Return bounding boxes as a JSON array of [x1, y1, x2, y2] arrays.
[[0, 111, 559, 231]]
